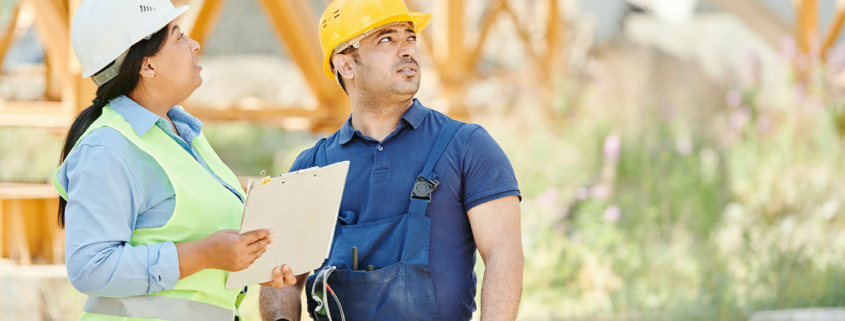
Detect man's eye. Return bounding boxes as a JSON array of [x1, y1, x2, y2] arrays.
[[409, 36, 417, 41], [379, 37, 391, 43]]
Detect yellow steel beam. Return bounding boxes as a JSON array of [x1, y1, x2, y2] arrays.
[[186, 0, 228, 53], [0, 3, 22, 76], [823, 0, 845, 55], [796, 0, 819, 53]]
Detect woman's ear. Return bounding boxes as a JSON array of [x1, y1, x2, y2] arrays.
[[139, 57, 157, 79], [333, 54, 354, 81]]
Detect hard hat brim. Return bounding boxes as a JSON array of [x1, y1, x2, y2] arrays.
[[323, 12, 433, 81], [81, 5, 190, 79]]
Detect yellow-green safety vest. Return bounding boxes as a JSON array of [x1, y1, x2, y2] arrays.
[[53, 105, 245, 321]]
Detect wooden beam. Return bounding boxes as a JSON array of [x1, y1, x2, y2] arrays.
[[44, 199, 62, 263], [502, 2, 539, 63], [796, 0, 819, 53], [254, 0, 344, 106], [466, 0, 506, 68], [64, 0, 96, 115], [709, 0, 791, 49], [0, 112, 74, 128], [2, 200, 31, 264], [0, 3, 22, 76], [0, 184, 58, 199], [186, 0, 228, 53], [823, 0, 845, 55], [435, 0, 465, 73], [545, 0, 562, 67], [404, 0, 435, 56], [27, 0, 69, 80], [182, 104, 325, 122], [254, 0, 349, 129]]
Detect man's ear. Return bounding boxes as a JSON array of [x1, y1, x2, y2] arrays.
[[139, 57, 156, 79], [333, 54, 354, 81]]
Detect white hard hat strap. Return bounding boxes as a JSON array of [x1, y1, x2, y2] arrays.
[[91, 49, 129, 87]]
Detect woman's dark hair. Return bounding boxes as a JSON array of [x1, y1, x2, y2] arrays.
[[57, 25, 171, 228]]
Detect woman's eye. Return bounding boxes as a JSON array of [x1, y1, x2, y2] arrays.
[[180, 33, 184, 40]]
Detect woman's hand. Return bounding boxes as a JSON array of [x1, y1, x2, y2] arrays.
[[203, 229, 274, 272], [259, 264, 298, 289]]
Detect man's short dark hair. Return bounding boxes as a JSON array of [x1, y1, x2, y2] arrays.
[[335, 46, 361, 95]]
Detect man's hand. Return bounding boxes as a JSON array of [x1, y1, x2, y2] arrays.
[[259, 264, 298, 289], [260, 273, 310, 321], [468, 195, 523, 321]]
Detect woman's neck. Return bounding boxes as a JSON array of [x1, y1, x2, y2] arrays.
[[127, 89, 177, 121]]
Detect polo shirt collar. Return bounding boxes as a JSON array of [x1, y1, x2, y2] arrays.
[[338, 98, 428, 145]]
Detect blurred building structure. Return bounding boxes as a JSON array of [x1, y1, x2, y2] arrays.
[[0, 0, 842, 267]]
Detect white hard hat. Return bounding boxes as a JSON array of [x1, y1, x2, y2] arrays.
[[71, 0, 189, 86]]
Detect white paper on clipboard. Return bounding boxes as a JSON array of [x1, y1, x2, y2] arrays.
[[225, 161, 349, 290]]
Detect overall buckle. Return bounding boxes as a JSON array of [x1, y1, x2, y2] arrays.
[[410, 176, 440, 203]]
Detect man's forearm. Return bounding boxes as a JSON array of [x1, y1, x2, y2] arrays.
[[480, 252, 524, 321], [260, 274, 308, 321]]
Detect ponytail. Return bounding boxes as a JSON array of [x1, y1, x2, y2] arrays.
[[57, 24, 171, 228]]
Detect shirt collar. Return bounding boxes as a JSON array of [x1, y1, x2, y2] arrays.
[[108, 95, 162, 136], [402, 98, 427, 130], [338, 98, 428, 145], [167, 105, 204, 135]]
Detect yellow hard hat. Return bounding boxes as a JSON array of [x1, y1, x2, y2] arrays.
[[319, 0, 432, 80]]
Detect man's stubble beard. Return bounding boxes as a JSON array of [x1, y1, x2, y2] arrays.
[[355, 62, 421, 115]]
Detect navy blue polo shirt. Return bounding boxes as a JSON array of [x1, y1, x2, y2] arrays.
[[290, 99, 521, 320]]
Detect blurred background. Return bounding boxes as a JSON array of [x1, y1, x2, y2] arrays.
[[3, 0, 845, 320]]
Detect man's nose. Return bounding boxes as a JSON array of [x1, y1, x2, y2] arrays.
[[398, 38, 416, 58]]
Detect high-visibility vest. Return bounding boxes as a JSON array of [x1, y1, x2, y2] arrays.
[[53, 105, 245, 321]]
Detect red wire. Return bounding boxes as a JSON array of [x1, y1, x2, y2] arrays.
[[325, 284, 335, 295]]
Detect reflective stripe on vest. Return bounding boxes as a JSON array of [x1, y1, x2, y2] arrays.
[[84, 296, 232, 321]]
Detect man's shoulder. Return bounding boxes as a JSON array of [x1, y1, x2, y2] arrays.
[[289, 130, 343, 171]]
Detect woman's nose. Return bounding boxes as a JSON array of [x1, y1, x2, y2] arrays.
[[188, 36, 200, 53]]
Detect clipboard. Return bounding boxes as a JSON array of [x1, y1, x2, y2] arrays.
[[225, 161, 349, 290]]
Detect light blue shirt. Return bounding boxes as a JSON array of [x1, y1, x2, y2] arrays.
[[56, 95, 244, 298]]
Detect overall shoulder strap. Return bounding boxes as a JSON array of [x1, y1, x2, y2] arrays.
[[408, 120, 465, 216], [310, 138, 329, 167]]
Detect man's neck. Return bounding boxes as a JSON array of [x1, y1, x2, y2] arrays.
[[350, 98, 414, 142]]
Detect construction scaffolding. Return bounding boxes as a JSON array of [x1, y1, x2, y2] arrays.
[[0, 0, 567, 264], [6, 0, 839, 265]]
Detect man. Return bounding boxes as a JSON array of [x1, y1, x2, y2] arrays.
[[259, 0, 523, 320]]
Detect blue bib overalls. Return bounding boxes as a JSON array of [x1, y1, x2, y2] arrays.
[[305, 120, 465, 321]]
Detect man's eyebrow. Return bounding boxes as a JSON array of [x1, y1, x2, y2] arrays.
[[406, 28, 416, 34], [374, 29, 398, 38]]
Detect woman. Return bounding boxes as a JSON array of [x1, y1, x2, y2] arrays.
[[52, 0, 295, 319]]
